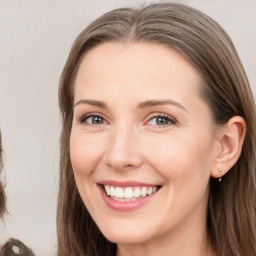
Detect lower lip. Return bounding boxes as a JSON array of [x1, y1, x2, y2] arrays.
[[98, 185, 159, 212]]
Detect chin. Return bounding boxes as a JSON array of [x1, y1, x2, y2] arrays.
[[100, 225, 153, 245], [105, 234, 150, 245]]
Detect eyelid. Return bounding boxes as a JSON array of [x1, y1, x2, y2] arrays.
[[145, 112, 177, 126], [79, 112, 109, 125], [77, 111, 176, 126]]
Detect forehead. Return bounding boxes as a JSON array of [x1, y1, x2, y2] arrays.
[[77, 42, 200, 77], [74, 42, 202, 103]]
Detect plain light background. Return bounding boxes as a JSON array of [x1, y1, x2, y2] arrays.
[[0, 0, 255, 255]]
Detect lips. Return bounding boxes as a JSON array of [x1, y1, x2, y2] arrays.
[[98, 181, 161, 211]]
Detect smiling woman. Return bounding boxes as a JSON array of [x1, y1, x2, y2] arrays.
[[57, 3, 256, 256]]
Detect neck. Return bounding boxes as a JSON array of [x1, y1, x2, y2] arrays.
[[117, 233, 215, 256], [116, 214, 216, 256]]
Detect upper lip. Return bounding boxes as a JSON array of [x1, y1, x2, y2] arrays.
[[98, 180, 161, 187]]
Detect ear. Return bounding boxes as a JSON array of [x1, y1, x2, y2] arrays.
[[211, 116, 246, 179]]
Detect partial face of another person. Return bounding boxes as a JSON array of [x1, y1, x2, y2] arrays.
[[70, 42, 220, 245], [0, 131, 6, 218]]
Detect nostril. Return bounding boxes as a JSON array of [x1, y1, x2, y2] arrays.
[[103, 153, 142, 171]]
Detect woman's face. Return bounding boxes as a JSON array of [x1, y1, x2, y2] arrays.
[[70, 42, 220, 245]]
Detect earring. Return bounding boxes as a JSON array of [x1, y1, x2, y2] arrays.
[[218, 168, 223, 182]]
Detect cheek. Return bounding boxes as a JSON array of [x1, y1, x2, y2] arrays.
[[69, 133, 104, 176], [144, 133, 214, 182]]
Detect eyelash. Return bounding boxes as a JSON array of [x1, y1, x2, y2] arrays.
[[146, 113, 176, 126], [79, 113, 107, 125], [79, 113, 176, 126]]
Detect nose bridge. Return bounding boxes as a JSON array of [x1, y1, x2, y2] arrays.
[[104, 120, 141, 170]]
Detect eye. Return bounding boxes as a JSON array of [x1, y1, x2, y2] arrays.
[[147, 114, 175, 126], [80, 114, 106, 125]]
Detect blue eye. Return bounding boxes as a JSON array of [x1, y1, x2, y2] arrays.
[[81, 115, 105, 125], [147, 115, 174, 126]]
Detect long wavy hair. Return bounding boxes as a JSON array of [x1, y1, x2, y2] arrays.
[[0, 131, 7, 219], [57, 3, 256, 256]]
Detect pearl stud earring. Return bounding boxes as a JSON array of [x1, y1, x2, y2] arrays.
[[218, 168, 223, 182]]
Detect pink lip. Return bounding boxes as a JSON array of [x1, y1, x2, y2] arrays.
[[98, 182, 160, 212]]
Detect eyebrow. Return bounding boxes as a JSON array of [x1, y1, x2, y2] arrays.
[[73, 99, 187, 112], [73, 99, 107, 109], [138, 99, 188, 112]]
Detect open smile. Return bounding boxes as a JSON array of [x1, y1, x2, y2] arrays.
[[98, 182, 162, 211], [103, 185, 159, 202]]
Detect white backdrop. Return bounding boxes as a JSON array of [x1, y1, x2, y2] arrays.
[[0, 0, 255, 255]]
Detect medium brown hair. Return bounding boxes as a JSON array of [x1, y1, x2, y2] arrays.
[[0, 131, 7, 219], [57, 3, 256, 255]]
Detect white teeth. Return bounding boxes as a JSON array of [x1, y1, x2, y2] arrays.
[[111, 197, 137, 202], [124, 187, 133, 199], [110, 186, 116, 197], [105, 185, 111, 196], [103, 185, 159, 200], [141, 187, 147, 197], [147, 187, 153, 195], [115, 187, 123, 198], [134, 187, 141, 198]]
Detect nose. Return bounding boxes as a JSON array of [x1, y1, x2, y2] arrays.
[[103, 124, 142, 171]]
